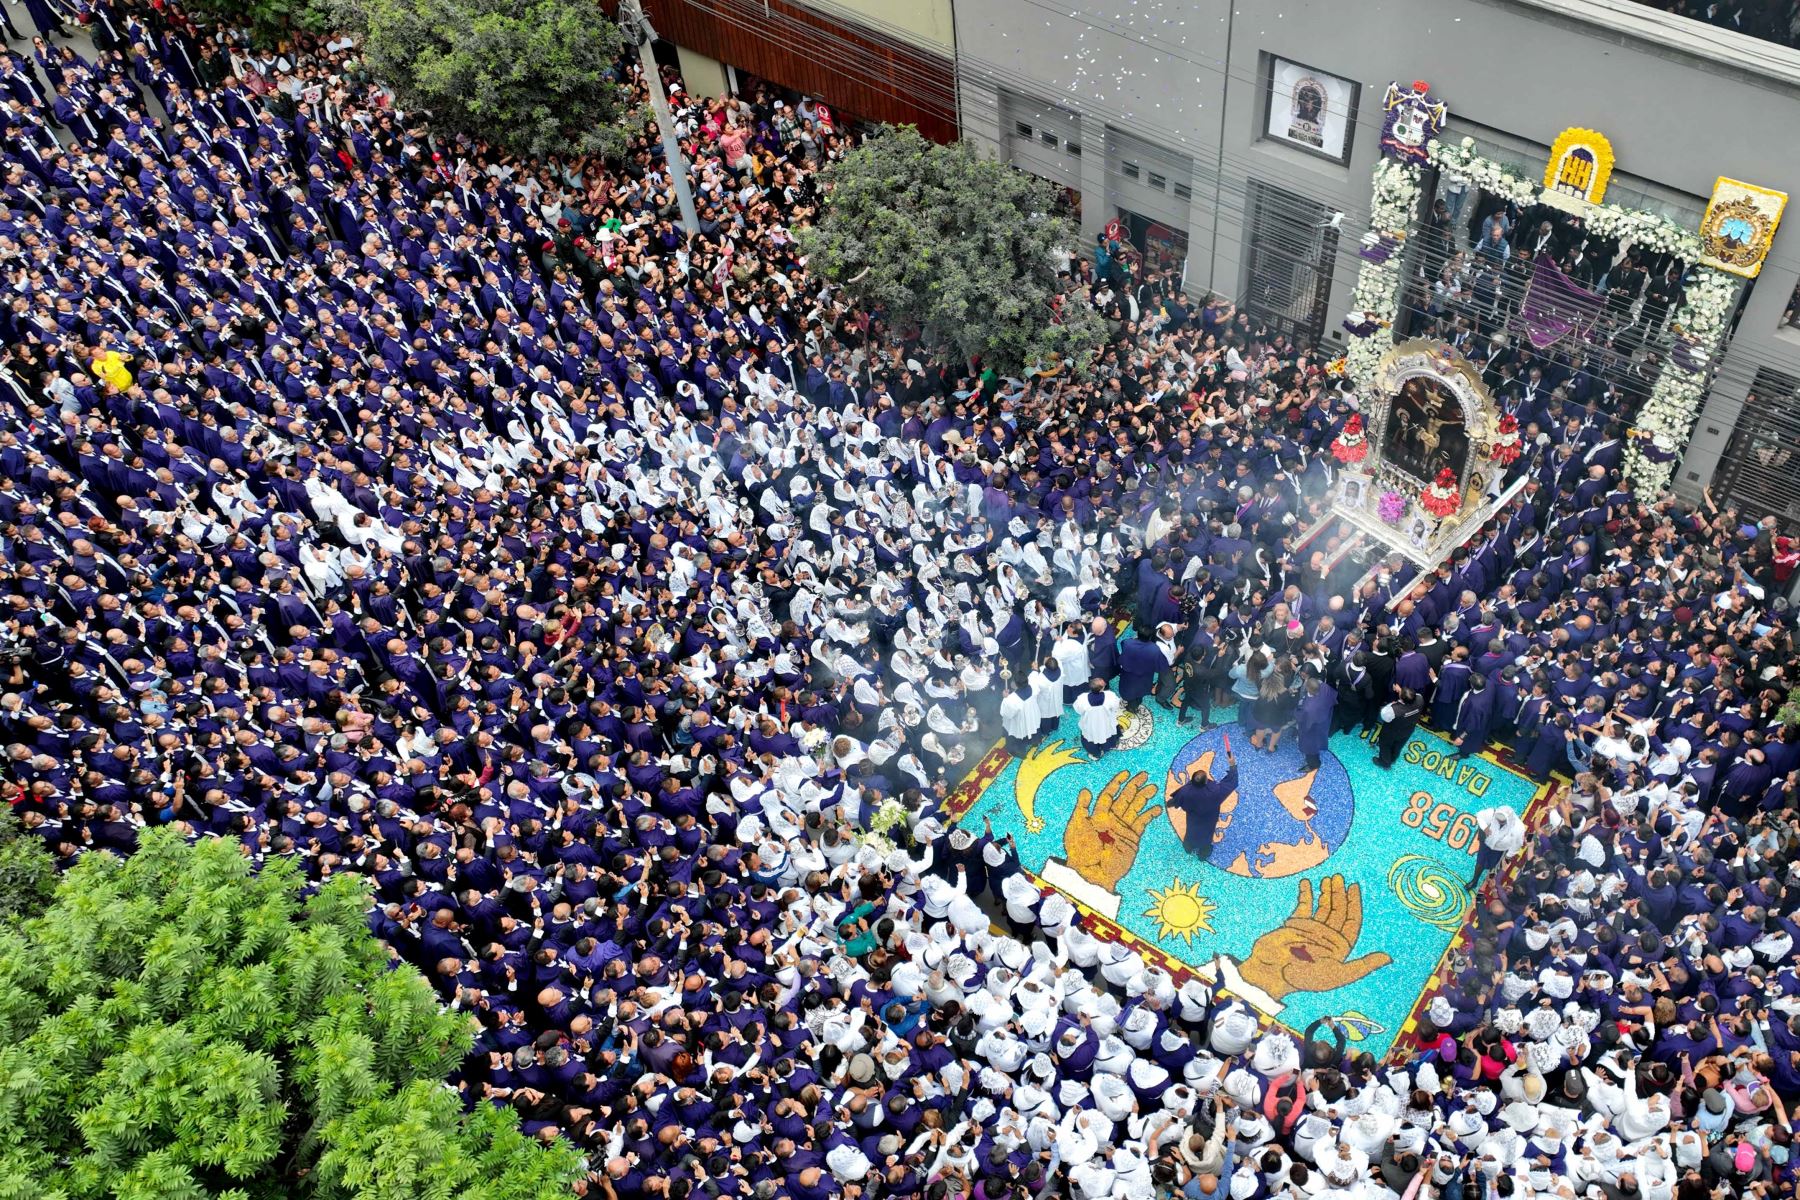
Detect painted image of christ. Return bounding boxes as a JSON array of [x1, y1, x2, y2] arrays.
[[1287, 80, 1326, 147], [1384, 377, 1469, 484]]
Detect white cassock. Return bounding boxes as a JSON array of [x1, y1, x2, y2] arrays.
[[1052, 634, 1089, 688], [1029, 667, 1062, 725], [1077, 688, 1122, 751], [1001, 689, 1041, 741]]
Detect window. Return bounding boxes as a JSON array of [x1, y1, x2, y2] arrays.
[[1121, 161, 1141, 181], [1147, 171, 1167, 190], [1786, 277, 1800, 330], [1015, 120, 1033, 138], [1713, 368, 1800, 524], [1262, 54, 1359, 166], [1040, 129, 1059, 147], [1173, 181, 1192, 201], [1067, 142, 1081, 157], [1242, 179, 1340, 344]]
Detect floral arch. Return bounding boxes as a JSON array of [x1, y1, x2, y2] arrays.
[[1338, 81, 1751, 497]]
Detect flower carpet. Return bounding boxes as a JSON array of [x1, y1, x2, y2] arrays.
[[944, 698, 1550, 1059]]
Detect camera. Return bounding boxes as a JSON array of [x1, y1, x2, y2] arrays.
[[0, 630, 32, 668]]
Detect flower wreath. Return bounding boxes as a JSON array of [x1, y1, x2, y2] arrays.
[[1420, 468, 1461, 519], [1487, 413, 1521, 467], [1331, 414, 1369, 466]]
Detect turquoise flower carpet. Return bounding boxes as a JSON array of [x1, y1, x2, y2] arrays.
[[944, 698, 1549, 1059]]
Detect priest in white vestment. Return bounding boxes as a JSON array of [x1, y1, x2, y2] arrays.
[[1000, 679, 1043, 755], [1077, 678, 1123, 758]]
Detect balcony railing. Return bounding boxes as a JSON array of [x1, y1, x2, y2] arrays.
[[1631, 0, 1800, 49], [1506, 0, 1800, 85]]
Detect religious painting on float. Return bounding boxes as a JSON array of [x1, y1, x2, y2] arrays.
[[1383, 375, 1471, 487], [947, 699, 1548, 1059], [1358, 340, 1503, 527]]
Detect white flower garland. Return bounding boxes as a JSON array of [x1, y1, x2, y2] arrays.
[[1369, 158, 1423, 232], [1622, 266, 1739, 493], [1427, 138, 1537, 206], [1584, 205, 1703, 262], [1428, 136, 1704, 259], [1343, 159, 1423, 392]]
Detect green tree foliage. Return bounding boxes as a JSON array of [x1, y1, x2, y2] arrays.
[[0, 830, 582, 1200], [182, 0, 333, 42], [0, 806, 55, 925], [352, 0, 631, 160], [800, 125, 1108, 376]]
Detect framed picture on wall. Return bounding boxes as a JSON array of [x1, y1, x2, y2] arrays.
[[1263, 55, 1359, 165]]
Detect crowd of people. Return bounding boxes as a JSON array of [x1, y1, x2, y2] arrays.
[[1399, 186, 1684, 440], [2, 2, 1800, 1199], [1632, 0, 1800, 48]]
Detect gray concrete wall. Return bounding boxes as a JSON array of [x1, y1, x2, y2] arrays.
[[952, 0, 1800, 499]]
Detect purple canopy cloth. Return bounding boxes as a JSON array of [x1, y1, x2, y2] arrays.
[[1514, 253, 1604, 351]]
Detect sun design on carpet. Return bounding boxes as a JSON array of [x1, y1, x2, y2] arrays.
[[1144, 878, 1216, 945], [1116, 705, 1155, 750]]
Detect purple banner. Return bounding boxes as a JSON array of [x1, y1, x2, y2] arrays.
[[1514, 254, 1605, 352]]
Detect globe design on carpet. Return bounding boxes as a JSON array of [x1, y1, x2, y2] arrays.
[[1164, 724, 1355, 878]]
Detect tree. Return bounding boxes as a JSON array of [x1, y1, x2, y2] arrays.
[[800, 125, 1107, 377], [0, 830, 583, 1200], [183, 0, 333, 42], [0, 806, 54, 925], [351, 0, 631, 160]]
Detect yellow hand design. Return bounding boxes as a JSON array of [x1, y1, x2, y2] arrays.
[[1238, 875, 1391, 1001], [1015, 738, 1084, 834], [1063, 770, 1163, 893]]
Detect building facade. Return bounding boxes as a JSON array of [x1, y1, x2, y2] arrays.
[[630, 0, 959, 141], [953, 0, 1800, 513]]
